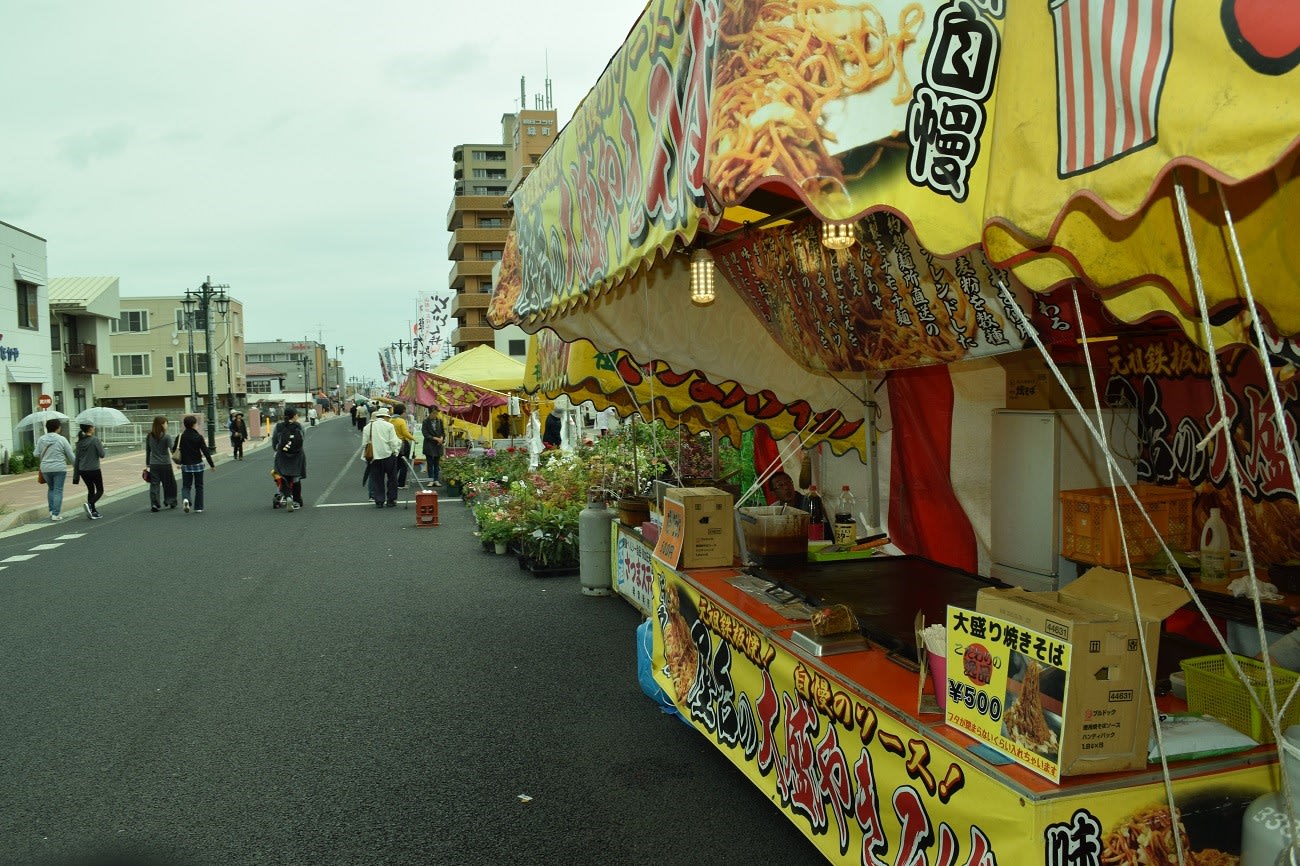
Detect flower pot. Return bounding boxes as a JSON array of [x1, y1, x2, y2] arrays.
[[494, 542, 508, 555], [618, 496, 651, 527]]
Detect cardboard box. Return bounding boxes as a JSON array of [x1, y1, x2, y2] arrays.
[[664, 486, 735, 568], [997, 350, 1087, 410], [974, 568, 1189, 777]]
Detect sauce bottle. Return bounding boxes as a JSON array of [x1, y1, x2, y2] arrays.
[[802, 484, 830, 541], [1200, 507, 1231, 585]]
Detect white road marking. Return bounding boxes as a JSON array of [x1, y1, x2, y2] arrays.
[[56, 533, 86, 539], [2, 554, 39, 562], [29, 544, 63, 551]]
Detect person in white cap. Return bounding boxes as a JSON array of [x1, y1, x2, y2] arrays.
[[363, 406, 401, 508]]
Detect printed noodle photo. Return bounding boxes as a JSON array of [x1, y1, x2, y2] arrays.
[[662, 582, 699, 700], [709, 0, 928, 201], [1101, 805, 1238, 866], [1001, 656, 1060, 758]]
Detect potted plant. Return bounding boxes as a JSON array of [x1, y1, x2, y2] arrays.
[[476, 506, 519, 554], [516, 501, 581, 575]]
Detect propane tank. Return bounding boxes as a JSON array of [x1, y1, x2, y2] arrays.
[[1242, 725, 1300, 866], [579, 492, 616, 597]]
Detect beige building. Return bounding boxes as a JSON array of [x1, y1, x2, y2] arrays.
[[447, 87, 555, 358], [90, 295, 245, 413]]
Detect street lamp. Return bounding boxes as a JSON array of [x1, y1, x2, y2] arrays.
[[182, 275, 230, 450], [335, 346, 344, 395], [181, 295, 198, 413]]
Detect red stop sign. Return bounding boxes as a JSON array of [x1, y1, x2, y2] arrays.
[[37, 394, 52, 409]]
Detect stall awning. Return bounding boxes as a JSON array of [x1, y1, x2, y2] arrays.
[[491, 0, 1300, 358], [398, 369, 508, 428]]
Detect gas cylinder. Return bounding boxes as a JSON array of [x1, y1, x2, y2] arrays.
[[1242, 725, 1300, 865], [579, 493, 616, 597]]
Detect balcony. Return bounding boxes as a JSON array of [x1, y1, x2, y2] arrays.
[[451, 325, 495, 346], [451, 292, 490, 319], [63, 342, 99, 374], [447, 226, 509, 259], [448, 259, 496, 290]]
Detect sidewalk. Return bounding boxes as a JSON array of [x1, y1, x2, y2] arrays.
[[0, 429, 274, 532]]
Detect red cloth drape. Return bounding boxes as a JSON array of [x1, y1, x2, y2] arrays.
[[887, 367, 977, 573], [753, 426, 783, 504]]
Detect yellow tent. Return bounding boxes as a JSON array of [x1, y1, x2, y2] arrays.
[[433, 345, 525, 393]]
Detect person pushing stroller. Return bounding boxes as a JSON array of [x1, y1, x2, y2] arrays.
[[272, 407, 307, 511]]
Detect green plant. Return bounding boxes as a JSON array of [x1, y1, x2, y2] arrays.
[[517, 501, 581, 567]]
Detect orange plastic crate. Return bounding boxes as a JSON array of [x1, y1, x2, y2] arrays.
[[1060, 483, 1194, 567]]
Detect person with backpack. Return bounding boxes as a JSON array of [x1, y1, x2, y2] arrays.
[[272, 406, 307, 511]]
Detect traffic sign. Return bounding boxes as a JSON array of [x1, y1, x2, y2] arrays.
[[37, 394, 52, 409]]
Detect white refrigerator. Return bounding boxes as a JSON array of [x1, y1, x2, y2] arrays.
[[990, 409, 1139, 591]]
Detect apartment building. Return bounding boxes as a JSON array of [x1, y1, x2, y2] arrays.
[[447, 84, 552, 359], [90, 295, 246, 414], [48, 276, 121, 420], [1, 220, 54, 455]]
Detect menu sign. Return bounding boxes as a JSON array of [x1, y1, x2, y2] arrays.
[[945, 606, 1072, 782]]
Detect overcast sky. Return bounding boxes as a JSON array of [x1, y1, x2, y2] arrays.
[[2, 1, 643, 384]]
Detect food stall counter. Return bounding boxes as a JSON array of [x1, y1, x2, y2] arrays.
[[647, 548, 1280, 865]]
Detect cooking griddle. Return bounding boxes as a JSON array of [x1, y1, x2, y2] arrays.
[[752, 556, 1006, 660]]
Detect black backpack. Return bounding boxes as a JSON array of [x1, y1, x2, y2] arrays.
[[280, 423, 304, 455]]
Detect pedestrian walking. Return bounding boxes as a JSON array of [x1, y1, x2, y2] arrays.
[[144, 416, 178, 511], [229, 411, 248, 460], [73, 423, 106, 520], [272, 407, 307, 512], [35, 418, 76, 522], [421, 407, 445, 483], [307, 405, 318, 427], [363, 406, 401, 508], [390, 402, 416, 488], [177, 414, 216, 514]]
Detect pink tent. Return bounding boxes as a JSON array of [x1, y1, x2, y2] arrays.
[[398, 369, 508, 428]]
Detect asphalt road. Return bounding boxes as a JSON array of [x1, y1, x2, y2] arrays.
[[0, 418, 829, 866]]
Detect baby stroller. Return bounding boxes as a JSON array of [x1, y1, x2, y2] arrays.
[[271, 469, 294, 510]]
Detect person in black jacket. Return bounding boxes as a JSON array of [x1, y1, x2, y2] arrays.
[[177, 414, 216, 514], [272, 407, 307, 511], [421, 407, 445, 483], [228, 410, 249, 460], [543, 412, 562, 448]]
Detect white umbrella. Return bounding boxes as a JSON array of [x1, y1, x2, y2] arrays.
[[74, 407, 132, 427], [13, 409, 70, 434]]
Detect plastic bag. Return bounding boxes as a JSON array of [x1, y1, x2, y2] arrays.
[[636, 619, 688, 724]]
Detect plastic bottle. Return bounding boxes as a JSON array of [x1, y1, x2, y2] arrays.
[[1241, 725, 1300, 866], [1200, 507, 1231, 585], [802, 485, 830, 541], [833, 485, 857, 546]]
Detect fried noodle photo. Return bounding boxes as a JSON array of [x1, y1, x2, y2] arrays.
[[710, 0, 926, 200], [1100, 805, 1238, 866], [1002, 660, 1060, 755], [662, 583, 699, 699]]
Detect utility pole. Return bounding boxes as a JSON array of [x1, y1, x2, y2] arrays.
[[183, 276, 230, 450], [335, 346, 344, 395]]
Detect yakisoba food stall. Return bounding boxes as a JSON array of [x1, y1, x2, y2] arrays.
[[489, 1, 1300, 863]]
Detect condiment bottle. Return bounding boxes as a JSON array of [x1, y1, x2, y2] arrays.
[[802, 484, 830, 541], [1241, 725, 1300, 866], [833, 485, 857, 547], [1200, 507, 1231, 585]]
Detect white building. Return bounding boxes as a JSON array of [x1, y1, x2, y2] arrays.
[[1, 221, 53, 458], [48, 276, 121, 419]]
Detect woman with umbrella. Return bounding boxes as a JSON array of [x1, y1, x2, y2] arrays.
[[35, 418, 75, 522], [73, 423, 106, 520]]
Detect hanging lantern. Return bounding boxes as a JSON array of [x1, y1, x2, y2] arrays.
[[820, 220, 858, 250], [690, 248, 716, 306]]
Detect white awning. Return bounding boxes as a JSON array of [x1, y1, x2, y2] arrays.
[[13, 263, 45, 285], [6, 364, 46, 383]]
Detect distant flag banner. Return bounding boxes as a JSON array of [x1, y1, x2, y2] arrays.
[[1050, 0, 1174, 177], [378, 351, 390, 383], [412, 291, 452, 369]]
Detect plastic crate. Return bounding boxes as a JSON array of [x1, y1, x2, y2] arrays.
[[1060, 483, 1194, 567], [1180, 654, 1300, 743]]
